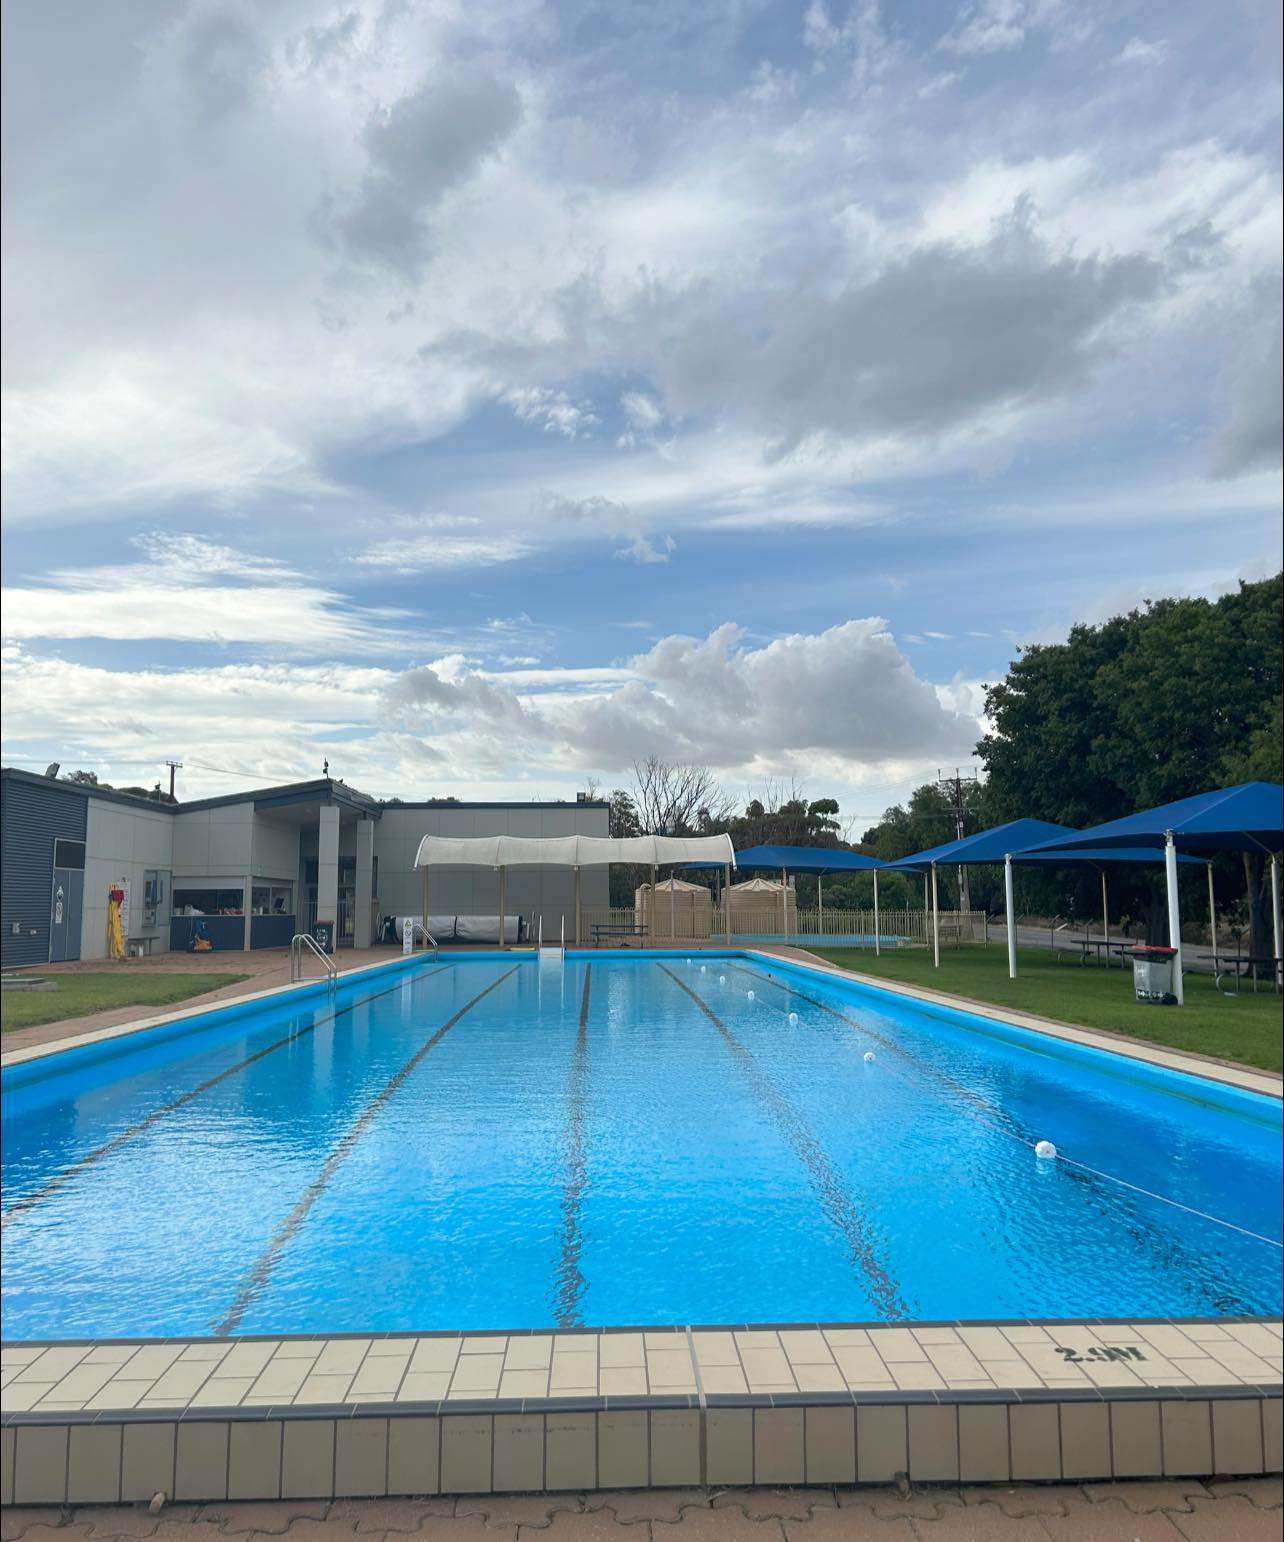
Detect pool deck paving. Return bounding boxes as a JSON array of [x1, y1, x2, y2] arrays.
[[3, 1321, 1280, 1501], [0, 1477, 1280, 1540]]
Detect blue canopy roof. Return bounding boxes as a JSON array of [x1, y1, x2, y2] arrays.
[[732, 843, 884, 873], [887, 818, 1200, 872], [1025, 782, 1284, 857], [887, 819, 1070, 872], [1014, 845, 1199, 868]]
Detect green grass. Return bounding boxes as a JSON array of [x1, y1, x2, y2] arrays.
[[1, 972, 250, 1033], [806, 944, 1283, 1074]]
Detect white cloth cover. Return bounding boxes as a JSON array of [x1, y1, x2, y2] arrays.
[[454, 915, 522, 943], [413, 833, 736, 868], [403, 914, 522, 942]]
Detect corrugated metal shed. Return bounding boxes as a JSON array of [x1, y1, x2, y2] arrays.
[[1, 774, 87, 967]]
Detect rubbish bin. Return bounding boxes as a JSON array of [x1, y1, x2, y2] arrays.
[[312, 919, 335, 954], [1128, 945, 1177, 1005]]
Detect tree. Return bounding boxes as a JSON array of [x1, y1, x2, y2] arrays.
[[1221, 693, 1284, 958], [978, 576, 1282, 946], [116, 783, 177, 804], [63, 769, 104, 786], [630, 756, 734, 835], [857, 781, 994, 911]]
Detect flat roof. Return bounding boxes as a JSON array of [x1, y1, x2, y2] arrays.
[[0, 767, 608, 817]]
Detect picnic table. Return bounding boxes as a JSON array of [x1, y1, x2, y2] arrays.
[[1213, 953, 1283, 992], [590, 923, 649, 948], [1068, 938, 1135, 967]]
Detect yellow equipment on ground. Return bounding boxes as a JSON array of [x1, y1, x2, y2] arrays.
[[106, 887, 126, 960]]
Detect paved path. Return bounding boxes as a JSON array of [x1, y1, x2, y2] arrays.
[[2, 1479, 1281, 1541]]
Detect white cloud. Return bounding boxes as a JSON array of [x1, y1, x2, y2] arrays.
[[502, 387, 600, 439], [1114, 38, 1167, 67], [0, 537, 401, 649], [355, 530, 532, 573], [940, 0, 1030, 57], [615, 534, 676, 564]]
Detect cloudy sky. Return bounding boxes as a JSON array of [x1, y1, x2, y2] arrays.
[[2, 0, 1280, 821]]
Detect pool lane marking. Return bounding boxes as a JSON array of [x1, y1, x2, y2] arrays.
[[656, 963, 908, 1320], [730, 962, 1284, 1259], [0, 962, 460, 1230], [552, 964, 592, 1328], [212, 963, 521, 1336]]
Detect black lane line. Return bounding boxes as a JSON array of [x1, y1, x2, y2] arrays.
[[552, 965, 593, 1327], [213, 964, 521, 1335], [656, 963, 909, 1320], [1, 964, 458, 1230], [729, 961, 1249, 1314]]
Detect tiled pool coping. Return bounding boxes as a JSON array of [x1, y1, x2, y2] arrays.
[[3, 1320, 1280, 1499], [4, 952, 1280, 1498]]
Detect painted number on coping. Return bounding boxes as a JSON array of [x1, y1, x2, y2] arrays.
[[1055, 1346, 1146, 1364]]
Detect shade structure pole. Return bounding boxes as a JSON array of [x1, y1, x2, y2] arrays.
[[873, 869, 881, 956], [574, 866, 582, 947], [669, 873, 676, 942], [1206, 862, 1216, 964], [781, 867, 788, 940], [1164, 831, 1183, 1005], [421, 864, 429, 938], [1101, 871, 1109, 941], [723, 863, 731, 943], [817, 874, 824, 938], [650, 864, 657, 943], [931, 863, 940, 968], [1005, 855, 1017, 979], [498, 865, 507, 951], [1272, 854, 1282, 989]]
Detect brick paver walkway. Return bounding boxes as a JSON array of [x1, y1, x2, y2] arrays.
[[2, 1480, 1281, 1542]]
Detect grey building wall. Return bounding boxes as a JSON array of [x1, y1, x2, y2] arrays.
[[1, 775, 88, 967], [172, 802, 254, 876], [81, 798, 176, 960], [373, 804, 610, 929], [251, 814, 301, 884]]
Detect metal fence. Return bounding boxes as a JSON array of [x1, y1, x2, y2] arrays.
[[525, 906, 987, 948]]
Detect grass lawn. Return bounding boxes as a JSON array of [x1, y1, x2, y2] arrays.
[[1, 972, 250, 1033], [806, 943, 1283, 1074]]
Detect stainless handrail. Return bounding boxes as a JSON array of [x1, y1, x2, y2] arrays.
[[291, 932, 337, 986], [411, 921, 440, 959]]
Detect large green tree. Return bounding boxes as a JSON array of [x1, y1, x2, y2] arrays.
[[978, 576, 1282, 948]]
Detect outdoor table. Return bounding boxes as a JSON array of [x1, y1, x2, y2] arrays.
[[1071, 938, 1134, 967], [590, 923, 649, 948], [1213, 953, 1283, 993]]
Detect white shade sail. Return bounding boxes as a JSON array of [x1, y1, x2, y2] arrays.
[[413, 833, 737, 868]]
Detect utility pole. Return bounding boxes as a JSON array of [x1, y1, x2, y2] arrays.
[[164, 760, 182, 800], [936, 766, 978, 911]]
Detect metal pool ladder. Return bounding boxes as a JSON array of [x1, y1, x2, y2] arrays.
[[537, 914, 564, 967], [291, 932, 338, 987], [410, 921, 440, 959]]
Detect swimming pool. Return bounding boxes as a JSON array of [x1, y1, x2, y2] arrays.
[[2, 951, 1280, 1342]]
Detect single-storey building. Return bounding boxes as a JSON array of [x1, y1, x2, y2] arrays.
[[0, 767, 608, 967]]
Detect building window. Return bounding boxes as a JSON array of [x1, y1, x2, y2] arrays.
[[53, 838, 85, 870], [251, 883, 294, 916], [142, 870, 169, 928], [172, 887, 245, 916]]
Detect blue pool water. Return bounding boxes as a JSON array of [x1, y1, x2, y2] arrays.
[[2, 952, 1280, 1340]]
